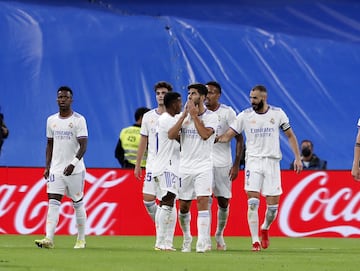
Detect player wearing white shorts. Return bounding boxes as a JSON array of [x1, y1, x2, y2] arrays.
[[35, 86, 88, 249], [351, 118, 360, 181], [134, 81, 176, 249], [169, 83, 219, 253], [217, 85, 302, 251], [152, 92, 182, 251], [205, 81, 243, 251]]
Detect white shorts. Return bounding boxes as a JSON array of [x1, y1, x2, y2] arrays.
[[178, 171, 212, 200], [244, 157, 282, 196], [142, 171, 157, 196], [47, 171, 85, 202], [154, 171, 179, 200], [212, 166, 232, 199]]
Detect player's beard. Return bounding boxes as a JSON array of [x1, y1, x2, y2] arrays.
[[252, 100, 264, 112], [59, 103, 71, 112], [193, 97, 201, 106]]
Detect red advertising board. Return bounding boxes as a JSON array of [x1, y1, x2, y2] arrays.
[[1, 167, 359, 237]]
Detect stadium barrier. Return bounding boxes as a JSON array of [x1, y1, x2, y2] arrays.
[[1, 167, 359, 237]]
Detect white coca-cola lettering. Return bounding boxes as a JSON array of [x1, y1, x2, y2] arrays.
[[1, 170, 128, 235], [84, 203, 117, 235], [280, 171, 360, 237], [0, 184, 18, 233], [0, 185, 16, 216], [69, 171, 127, 235], [80, 171, 128, 235], [15, 178, 48, 234]]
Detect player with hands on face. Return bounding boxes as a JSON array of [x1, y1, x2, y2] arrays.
[[169, 83, 219, 253]]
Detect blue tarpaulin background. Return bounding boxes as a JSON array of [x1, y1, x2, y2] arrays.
[[0, 0, 359, 169]]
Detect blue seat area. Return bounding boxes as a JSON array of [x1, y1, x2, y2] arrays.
[[0, 0, 359, 169]]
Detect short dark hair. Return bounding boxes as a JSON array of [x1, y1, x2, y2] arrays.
[[301, 139, 314, 148], [206, 81, 222, 94], [251, 85, 267, 93], [154, 81, 173, 92], [187, 83, 208, 96], [134, 107, 150, 122], [57, 86, 73, 96], [164, 92, 181, 108]]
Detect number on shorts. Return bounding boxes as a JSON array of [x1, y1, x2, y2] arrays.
[[145, 172, 152, 182]]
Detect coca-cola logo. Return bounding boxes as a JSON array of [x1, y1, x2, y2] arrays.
[[0, 170, 129, 235], [279, 171, 360, 237], [2, 168, 360, 237]]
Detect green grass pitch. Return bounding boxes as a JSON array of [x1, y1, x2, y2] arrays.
[[0, 235, 359, 271]]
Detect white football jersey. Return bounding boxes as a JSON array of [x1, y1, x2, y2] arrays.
[[357, 118, 360, 127], [180, 109, 219, 174], [212, 104, 237, 167], [230, 105, 290, 159], [152, 112, 180, 177], [46, 112, 88, 174], [140, 108, 162, 171]]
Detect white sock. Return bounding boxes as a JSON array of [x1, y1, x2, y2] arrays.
[[157, 205, 173, 248], [215, 206, 229, 237], [261, 204, 278, 230], [247, 198, 260, 243], [165, 205, 177, 247], [208, 197, 213, 239], [144, 200, 158, 221], [73, 200, 87, 241], [197, 210, 210, 243], [178, 211, 191, 239], [154, 205, 161, 247], [46, 199, 61, 241]]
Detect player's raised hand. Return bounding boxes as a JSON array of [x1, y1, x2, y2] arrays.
[[182, 101, 189, 117], [187, 100, 198, 117]]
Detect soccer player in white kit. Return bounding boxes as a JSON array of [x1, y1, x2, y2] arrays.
[[351, 118, 360, 180], [205, 81, 243, 251], [152, 92, 182, 251], [169, 83, 219, 253], [217, 85, 303, 251], [134, 81, 177, 249], [35, 86, 88, 249]]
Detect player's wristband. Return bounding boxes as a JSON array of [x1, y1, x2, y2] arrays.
[[356, 143, 360, 147], [71, 157, 80, 166]]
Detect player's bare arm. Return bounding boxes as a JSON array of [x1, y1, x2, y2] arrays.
[[63, 137, 88, 176], [229, 133, 243, 181], [44, 138, 54, 179], [185, 99, 213, 140], [216, 128, 236, 143], [192, 115, 214, 140], [134, 135, 148, 180], [284, 128, 303, 174], [351, 129, 360, 180], [168, 105, 188, 140]]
